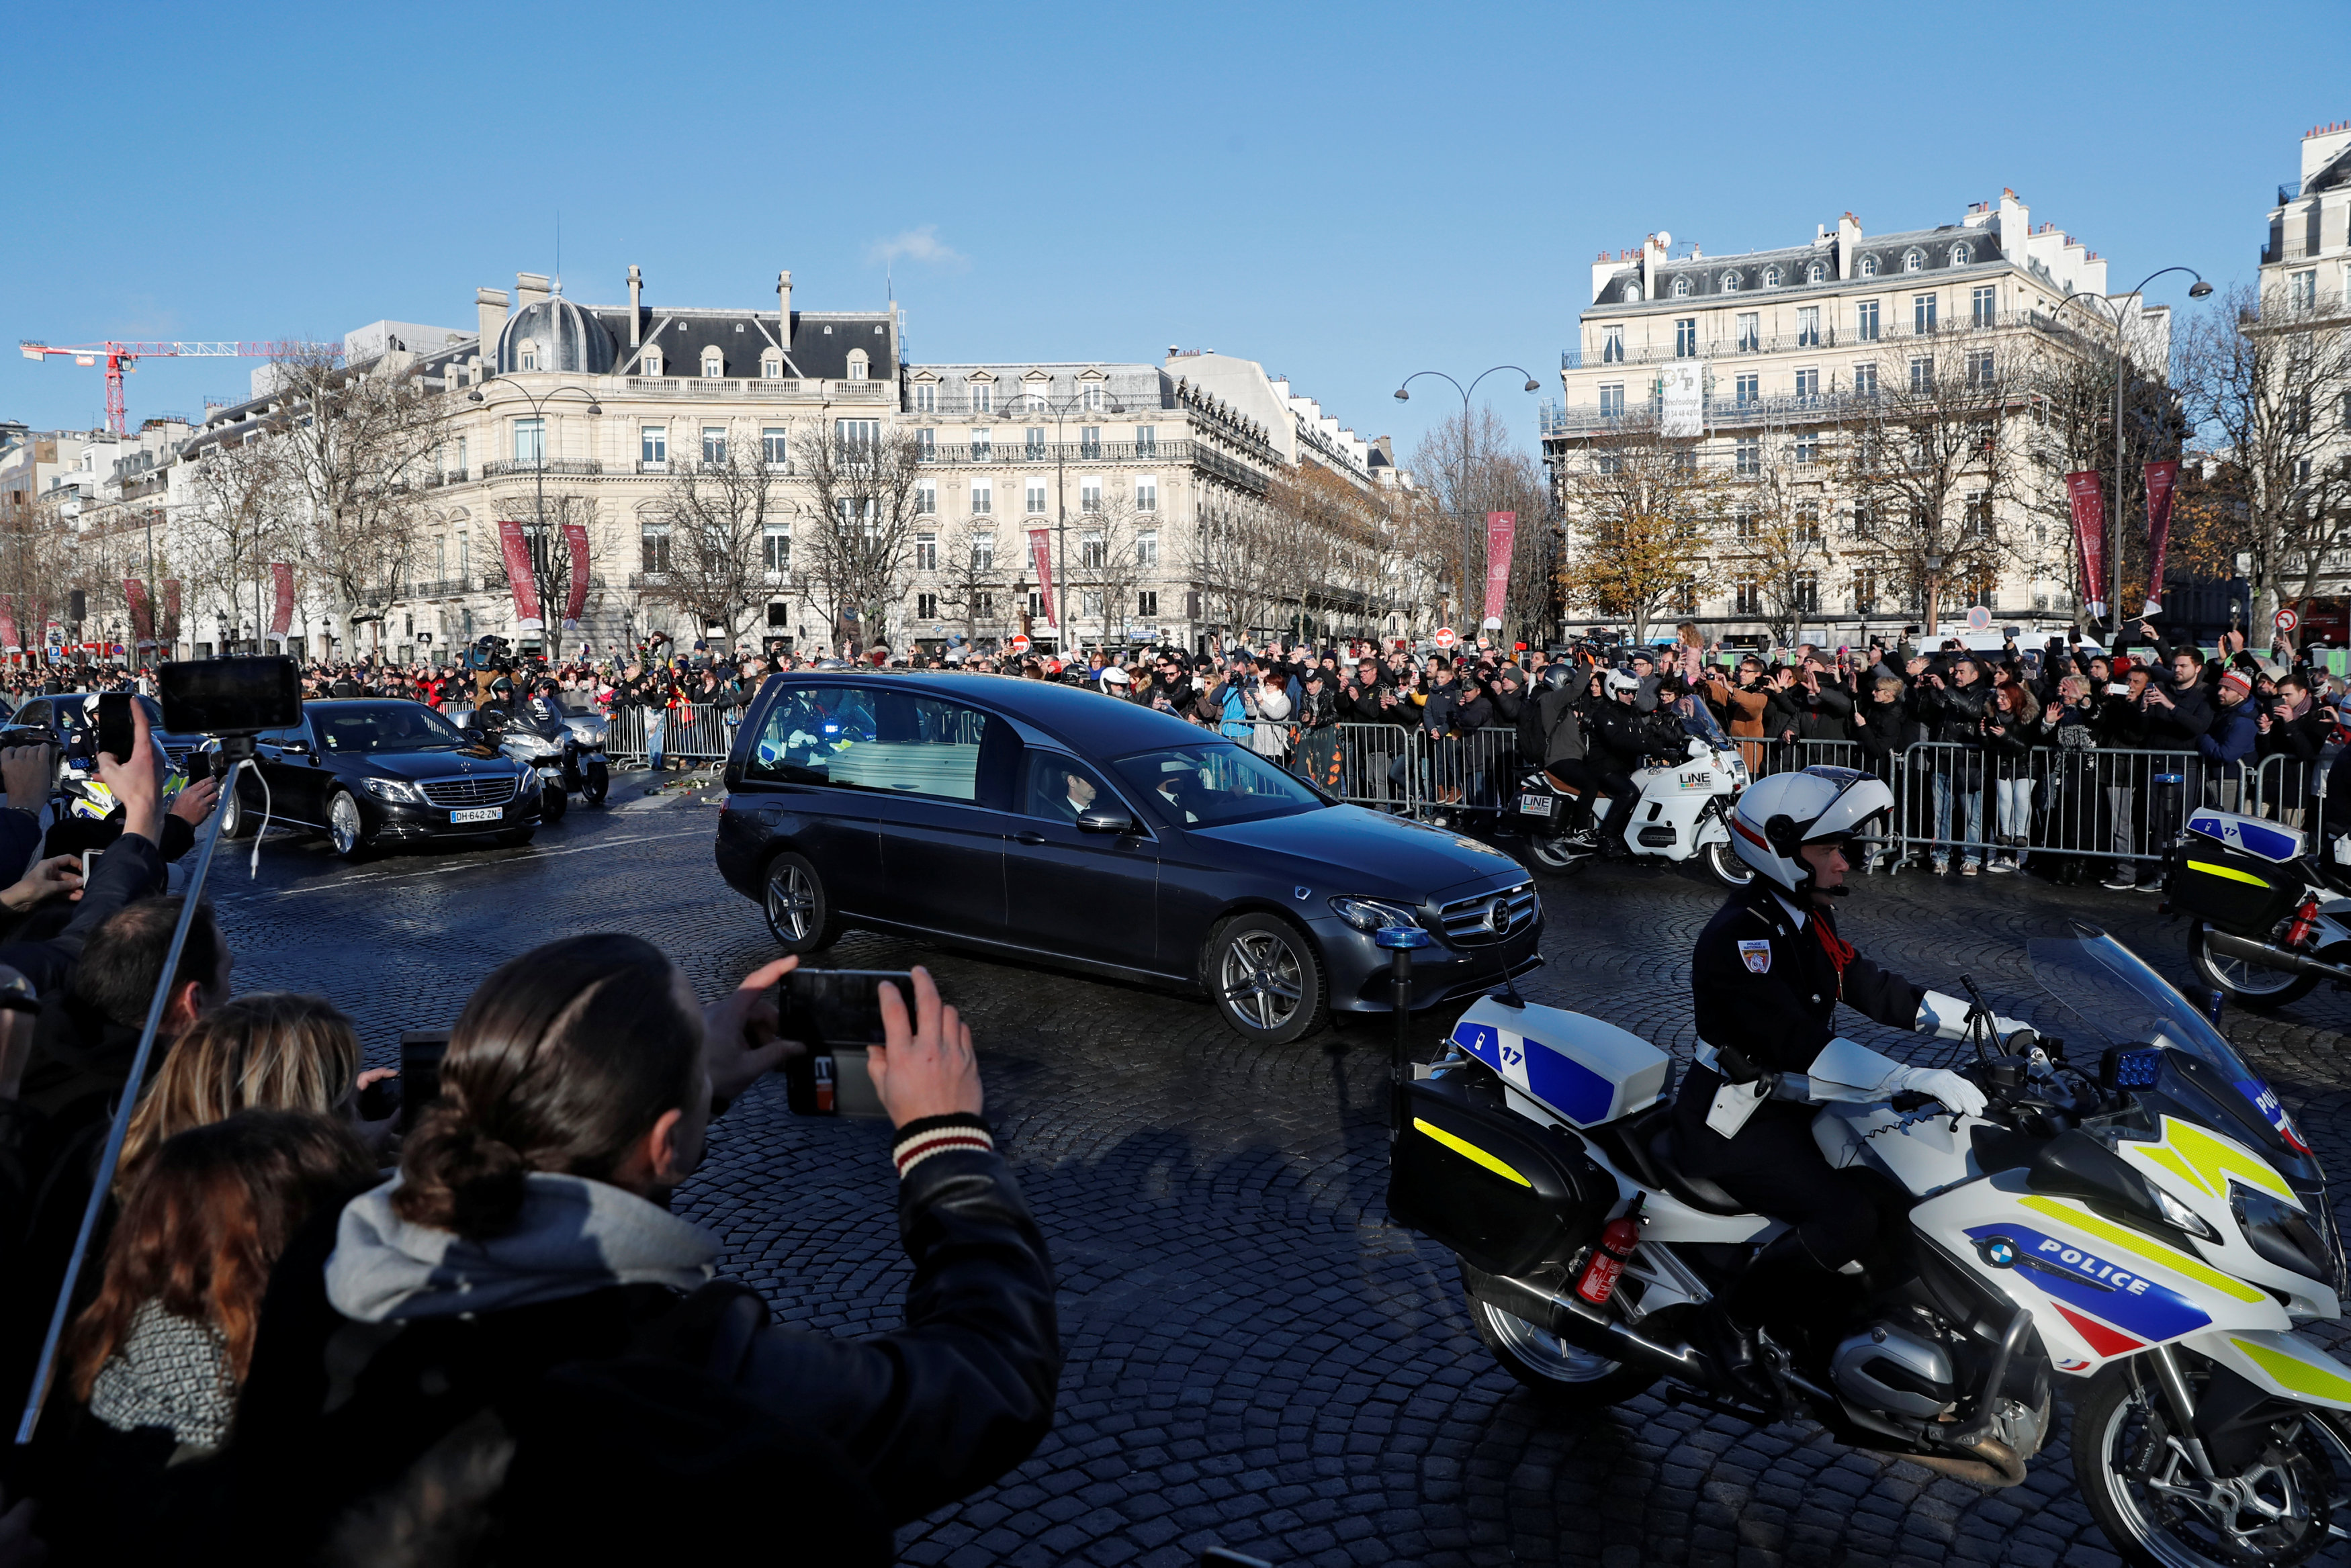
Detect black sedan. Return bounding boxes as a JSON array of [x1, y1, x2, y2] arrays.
[[214, 699, 541, 858], [713, 674, 1540, 1044]]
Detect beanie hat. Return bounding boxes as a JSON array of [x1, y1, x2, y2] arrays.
[[2219, 669, 2254, 700]]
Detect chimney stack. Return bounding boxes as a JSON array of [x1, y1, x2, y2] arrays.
[[476, 287, 509, 353], [515, 273, 551, 311], [777, 271, 793, 341], [627, 265, 643, 347]]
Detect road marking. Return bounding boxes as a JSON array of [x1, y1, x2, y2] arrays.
[[218, 826, 709, 901]]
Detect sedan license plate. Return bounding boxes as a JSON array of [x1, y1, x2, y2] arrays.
[[450, 806, 501, 824], [1517, 793, 1555, 817]]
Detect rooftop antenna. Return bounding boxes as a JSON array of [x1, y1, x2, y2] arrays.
[[554, 210, 562, 295]]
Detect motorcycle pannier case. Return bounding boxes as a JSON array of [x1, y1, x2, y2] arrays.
[[2167, 811, 2304, 932], [1386, 1073, 1615, 1277]]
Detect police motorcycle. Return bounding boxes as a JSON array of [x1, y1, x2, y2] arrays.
[[1391, 929, 2351, 1560], [1513, 682, 1751, 889], [2161, 806, 2351, 1012], [449, 691, 604, 824]]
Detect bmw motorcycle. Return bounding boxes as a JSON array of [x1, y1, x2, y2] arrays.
[[455, 699, 608, 823], [1390, 924, 2351, 1567], [2163, 807, 2351, 1012], [1513, 700, 1752, 890]]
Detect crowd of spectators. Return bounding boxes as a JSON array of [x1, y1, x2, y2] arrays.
[[0, 698, 1059, 1563]]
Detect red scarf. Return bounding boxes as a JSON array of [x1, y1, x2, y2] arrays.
[[1815, 917, 1855, 999]]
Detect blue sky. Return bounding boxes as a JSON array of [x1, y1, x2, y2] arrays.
[[4, 1, 2346, 463]]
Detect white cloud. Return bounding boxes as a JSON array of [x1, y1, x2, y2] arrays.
[[866, 225, 967, 271]]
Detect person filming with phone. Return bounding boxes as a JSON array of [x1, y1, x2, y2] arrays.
[[218, 937, 1058, 1561]]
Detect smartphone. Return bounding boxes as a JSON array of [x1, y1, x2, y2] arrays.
[[158, 656, 303, 737], [397, 1029, 451, 1134], [96, 692, 134, 764], [79, 847, 98, 887], [2108, 682, 2132, 697], [780, 969, 914, 1048]]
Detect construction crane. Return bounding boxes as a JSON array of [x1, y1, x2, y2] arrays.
[[17, 339, 339, 435]]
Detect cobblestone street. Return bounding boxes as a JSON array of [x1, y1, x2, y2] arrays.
[[208, 797, 2351, 1568]]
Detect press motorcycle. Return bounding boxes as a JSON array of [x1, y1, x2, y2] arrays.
[[1390, 925, 2351, 1567], [1512, 700, 1752, 889], [2164, 807, 2351, 1011]]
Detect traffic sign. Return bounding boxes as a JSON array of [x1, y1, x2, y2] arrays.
[[1476, 637, 1491, 651], [2276, 608, 2299, 634], [1966, 606, 1992, 633], [1009, 634, 1032, 653], [1433, 627, 1457, 650]]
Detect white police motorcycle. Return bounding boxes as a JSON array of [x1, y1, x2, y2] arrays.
[[1391, 853, 2350, 1563], [1513, 694, 1752, 889]]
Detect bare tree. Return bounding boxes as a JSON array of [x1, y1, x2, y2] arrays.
[[795, 421, 927, 653], [1191, 490, 1284, 647], [2176, 283, 2351, 627], [1554, 412, 1726, 645], [644, 421, 792, 653], [1067, 482, 1155, 653], [260, 343, 447, 655], [181, 433, 292, 653], [934, 516, 1008, 643], [489, 488, 598, 661]]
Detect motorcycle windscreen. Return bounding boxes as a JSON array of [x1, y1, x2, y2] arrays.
[[1386, 1075, 1614, 1277]]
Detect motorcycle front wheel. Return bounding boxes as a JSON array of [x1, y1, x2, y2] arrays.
[[2075, 1356, 2351, 1567], [1701, 836, 1754, 890], [1457, 1261, 1658, 1410], [584, 759, 609, 805], [2188, 920, 2318, 1011], [1527, 833, 1590, 877]]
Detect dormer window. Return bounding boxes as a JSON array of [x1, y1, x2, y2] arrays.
[[1950, 242, 1971, 267], [1763, 265, 1781, 287], [1081, 382, 1102, 410], [761, 349, 783, 379], [1808, 261, 1828, 283], [1672, 277, 1691, 297], [1624, 282, 1642, 302], [701, 347, 725, 378], [1903, 248, 1925, 273], [846, 349, 869, 381], [641, 347, 664, 377], [519, 343, 539, 371], [1721, 271, 1740, 292], [971, 381, 993, 414], [1858, 255, 1879, 278]]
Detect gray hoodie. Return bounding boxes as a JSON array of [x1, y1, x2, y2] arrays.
[[324, 1172, 716, 1324]]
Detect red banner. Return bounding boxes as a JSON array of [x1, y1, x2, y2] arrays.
[[1482, 511, 1517, 626], [269, 562, 295, 640], [562, 520, 591, 627], [2143, 459, 2179, 616], [161, 580, 180, 647], [2066, 471, 2107, 620], [1027, 527, 1056, 628], [496, 520, 544, 630], [124, 579, 153, 647], [0, 596, 20, 655]]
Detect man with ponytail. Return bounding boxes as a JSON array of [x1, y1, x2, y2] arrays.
[[222, 935, 1057, 1561]]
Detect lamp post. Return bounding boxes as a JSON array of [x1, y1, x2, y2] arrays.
[[1392, 367, 1542, 635], [2051, 269, 2213, 639], [468, 377, 603, 657], [1002, 386, 1126, 657]]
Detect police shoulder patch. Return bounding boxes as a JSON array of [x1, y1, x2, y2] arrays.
[[1737, 938, 1773, 975]]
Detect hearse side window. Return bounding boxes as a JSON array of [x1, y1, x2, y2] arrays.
[[745, 685, 995, 802]]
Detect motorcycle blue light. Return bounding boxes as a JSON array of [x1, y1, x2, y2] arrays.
[[2114, 1049, 2164, 1089]]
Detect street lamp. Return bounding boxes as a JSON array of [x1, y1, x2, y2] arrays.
[[1000, 385, 1124, 656], [468, 377, 603, 656], [1392, 367, 1542, 636], [2050, 268, 2213, 641]]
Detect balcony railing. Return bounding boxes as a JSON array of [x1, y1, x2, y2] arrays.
[[480, 459, 604, 478], [619, 376, 895, 403], [909, 391, 1171, 418], [1561, 308, 2093, 370], [916, 439, 1185, 467], [630, 571, 670, 588]]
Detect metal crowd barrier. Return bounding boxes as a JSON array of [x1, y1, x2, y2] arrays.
[[606, 703, 741, 768]]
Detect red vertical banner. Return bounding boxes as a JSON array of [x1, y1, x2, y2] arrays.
[[0, 596, 20, 655], [496, 520, 544, 629], [123, 579, 153, 647], [561, 520, 591, 625], [2142, 459, 2179, 616], [1482, 511, 1517, 625], [2066, 471, 2107, 620], [160, 580, 181, 647], [269, 562, 295, 640], [1027, 527, 1056, 627]]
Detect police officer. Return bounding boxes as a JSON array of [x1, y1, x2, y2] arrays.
[[1674, 766, 2019, 1393], [1584, 668, 1675, 856]]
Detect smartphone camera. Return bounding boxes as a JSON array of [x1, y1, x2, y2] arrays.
[[779, 970, 907, 1119]]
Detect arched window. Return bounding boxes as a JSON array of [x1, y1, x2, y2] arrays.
[[1858, 255, 1879, 278], [1721, 271, 1740, 292], [1950, 242, 1971, 267], [1624, 282, 1643, 302], [701, 346, 725, 378], [1763, 265, 1781, 287], [1903, 248, 1925, 273], [641, 347, 663, 377], [760, 349, 783, 379], [1808, 261, 1828, 284], [1672, 276, 1691, 297], [846, 349, 869, 381]]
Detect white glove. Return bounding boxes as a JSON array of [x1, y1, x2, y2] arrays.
[[1895, 1066, 1988, 1119], [1915, 990, 2027, 1044]]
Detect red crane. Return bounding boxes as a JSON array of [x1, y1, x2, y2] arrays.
[[17, 339, 339, 435]]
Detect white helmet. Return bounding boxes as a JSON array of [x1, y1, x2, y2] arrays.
[[1604, 668, 1640, 699], [1730, 766, 1893, 896]]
